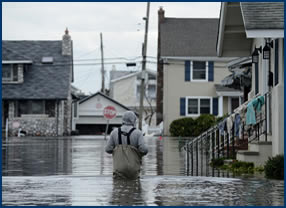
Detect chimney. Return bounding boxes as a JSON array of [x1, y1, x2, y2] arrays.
[[158, 7, 165, 23], [62, 28, 72, 56]]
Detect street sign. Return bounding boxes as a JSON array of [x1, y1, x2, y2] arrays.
[[103, 106, 117, 140], [103, 106, 117, 120]]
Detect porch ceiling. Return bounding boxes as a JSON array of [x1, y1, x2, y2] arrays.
[[217, 2, 252, 57]]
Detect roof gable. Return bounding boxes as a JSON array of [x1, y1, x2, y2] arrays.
[[79, 91, 130, 112]]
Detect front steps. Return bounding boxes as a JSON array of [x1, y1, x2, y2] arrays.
[[236, 141, 272, 167]]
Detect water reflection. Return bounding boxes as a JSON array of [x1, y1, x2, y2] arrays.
[[2, 136, 284, 206], [110, 179, 145, 206]]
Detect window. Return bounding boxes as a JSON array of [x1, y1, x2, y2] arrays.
[[148, 73, 156, 80], [2, 64, 18, 82], [187, 97, 211, 115], [200, 99, 210, 114], [17, 100, 56, 117], [192, 61, 207, 81], [188, 99, 198, 114], [148, 84, 156, 98], [45, 100, 56, 117], [2, 65, 12, 80]]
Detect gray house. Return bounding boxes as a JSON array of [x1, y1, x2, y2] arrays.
[[157, 8, 241, 135], [2, 29, 74, 136]]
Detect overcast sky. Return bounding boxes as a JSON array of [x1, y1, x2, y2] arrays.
[[2, 2, 221, 94]]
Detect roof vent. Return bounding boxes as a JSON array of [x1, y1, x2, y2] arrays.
[[41, 57, 53, 64]]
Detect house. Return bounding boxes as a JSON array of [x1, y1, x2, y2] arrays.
[[2, 29, 74, 136], [109, 69, 157, 127], [75, 91, 132, 135], [157, 8, 241, 135], [216, 2, 284, 161]]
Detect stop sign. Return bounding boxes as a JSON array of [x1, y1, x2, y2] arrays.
[[103, 106, 117, 120]]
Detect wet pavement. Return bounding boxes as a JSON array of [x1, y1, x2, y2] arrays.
[[2, 136, 284, 206]]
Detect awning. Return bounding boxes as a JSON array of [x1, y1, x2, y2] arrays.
[[215, 84, 243, 97], [221, 57, 252, 89]]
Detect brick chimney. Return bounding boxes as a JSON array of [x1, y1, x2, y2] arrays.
[[158, 7, 165, 23], [62, 28, 72, 56]]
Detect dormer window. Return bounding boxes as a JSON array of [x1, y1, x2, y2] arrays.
[[2, 64, 18, 82]]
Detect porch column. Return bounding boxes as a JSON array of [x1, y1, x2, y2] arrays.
[[8, 101, 15, 118], [218, 96, 223, 117]]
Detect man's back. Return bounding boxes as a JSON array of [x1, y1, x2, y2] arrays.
[[105, 111, 148, 179]]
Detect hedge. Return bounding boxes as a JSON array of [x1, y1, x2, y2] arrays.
[[170, 114, 216, 137]]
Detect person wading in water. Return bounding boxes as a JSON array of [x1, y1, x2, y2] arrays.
[[105, 111, 148, 179]]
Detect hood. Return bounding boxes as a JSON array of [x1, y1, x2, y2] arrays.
[[122, 111, 137, 126]]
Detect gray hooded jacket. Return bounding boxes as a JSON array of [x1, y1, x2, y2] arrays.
[[105, 111, 148, 155]]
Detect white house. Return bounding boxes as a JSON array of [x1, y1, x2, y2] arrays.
[[74, 92, 131, 135], [217, 2, 284, 163], [109, 69, 157, 127]]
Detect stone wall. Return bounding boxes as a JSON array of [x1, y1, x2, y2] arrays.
[[8, 116, 58, 136], [7, 100, 71, 137]]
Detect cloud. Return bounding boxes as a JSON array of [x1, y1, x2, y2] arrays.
[[3, 2, 220, 93]]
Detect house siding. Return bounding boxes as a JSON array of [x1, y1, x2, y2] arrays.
[[250, 38, 284, 156], [111, 73, 157, 127], [163, 60, 231, 135]]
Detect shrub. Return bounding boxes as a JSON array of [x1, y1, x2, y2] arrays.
[[264, 154, 284, 180], [210, 157, 225, 167], [169, 114, 216, 137], [192, 114, 216, 136], [169, 117, 195, 137], [230, 161, 254, 174]]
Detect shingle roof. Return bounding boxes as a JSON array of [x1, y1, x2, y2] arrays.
[[2, 46, 31, 61], [160, 18, 219, 57], [2, 41, 72, 100], [240, 2, 284, 30]]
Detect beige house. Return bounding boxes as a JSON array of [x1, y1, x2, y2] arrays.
[[157, 8, 241, 135], [217, 2, 284, 162], [109, 69, 157, 127]]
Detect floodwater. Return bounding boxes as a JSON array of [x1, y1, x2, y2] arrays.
[[2, 136, 284, 206]]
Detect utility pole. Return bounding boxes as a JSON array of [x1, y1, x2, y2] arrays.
[[100, 33, 105, 93], [139, 2, 150, 130]]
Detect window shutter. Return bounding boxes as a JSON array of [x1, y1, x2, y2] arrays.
[[180, 97, 186, 116], [185, 61, 190, 81], [275, 39, 279, 86], [255, 63, 259, 94], [212, 97, 218, 116], [208, 61, 214, 81]]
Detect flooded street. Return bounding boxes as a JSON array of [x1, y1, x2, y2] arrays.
[[2, 136, 284, 206]]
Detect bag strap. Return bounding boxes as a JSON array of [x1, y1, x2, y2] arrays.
[[118, 128, 122, 145], [118, 127, 136, 145], [126, 128, 136, 145]]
